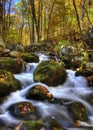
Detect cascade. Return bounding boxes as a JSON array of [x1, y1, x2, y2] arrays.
[[0, 53, 93, 130]]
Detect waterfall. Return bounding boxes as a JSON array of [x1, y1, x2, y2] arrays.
[[0, 54, 93, 129]]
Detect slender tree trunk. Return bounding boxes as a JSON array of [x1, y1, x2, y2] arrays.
[[72, 0, 82, 36], [47, 2, 55, 39]]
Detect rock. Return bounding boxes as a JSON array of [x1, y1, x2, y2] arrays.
[[15, 44, 25, 52], [85, 27, 93, 48], [47, 117, 65, 130], [60, 44, 89, 69], [34, 60, 67, 86], [19, 120, 43, 130], [60, 45, 77, 69], [60, 45, 76, 56], [26, 85, 53, 101], [0, 70, 21, 103], [10, 51, 21, 58], [71, 51, 89, 69], [86, 93, 93, 106], [75, 63, 93, 86], [68, 102, 88, 121], [7, 101, 40, 120], [21, 53, 39, 63], [0, 57, 26, 74], [24, 40, 55, 53]]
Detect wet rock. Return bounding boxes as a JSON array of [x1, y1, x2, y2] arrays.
[[68, 102, 88, 121], [0, 57, 26, 74], [0, 70, 21, 103], [26, 85, 53, 101], [7, 101, 40, 120], [86, 93, 93, 106], [75, 63, 93, 86], [34, 60, 67, 86], [21, 53, 39, 63], [42, 116, 65, 130], [19, 120, 43, 130]]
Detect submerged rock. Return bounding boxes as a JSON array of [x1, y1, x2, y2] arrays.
[[68, 102, 88, 121], [0, 70, 21, 103], [34, 60, 67, 86], [7, 101, 40, 120], [0, 57, 26, 74], [26, 85, 53, 101]]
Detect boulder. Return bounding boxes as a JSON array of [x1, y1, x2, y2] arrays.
[[75, 63, 93, 86], [24, 40, 55, 53], [7, 101, 40, 120], [19, 120, 43, 130], [34, 60, 67, 86], [60, 45, 76, 56], [68, 102, 88, 121], [0, 57, 26, 74], [0, 70, 21, 103], [71, 51, 89, 69], [9, 51, 21, 58], [60, 45, 89, 69], [26, 85, 53, 101], [21, 53, 39, 63]]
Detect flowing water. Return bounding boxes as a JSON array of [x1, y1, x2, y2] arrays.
[[0, 54, 93, 130]]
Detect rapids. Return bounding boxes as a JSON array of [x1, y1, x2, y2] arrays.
[[0, 53, 93, 129]]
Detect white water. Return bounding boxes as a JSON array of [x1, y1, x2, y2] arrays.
[[0, 54, 93, 129]]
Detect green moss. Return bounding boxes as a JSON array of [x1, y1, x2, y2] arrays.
[[0, 70, 21, 98], [21, 53, 39, 63], [0, 57, 23, 74], [24, 120, 43, 130], [69, 102, 88, 121], [34, 60, 67, 86]]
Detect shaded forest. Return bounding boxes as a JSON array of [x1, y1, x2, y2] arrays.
[[0, 0, 93, 46]]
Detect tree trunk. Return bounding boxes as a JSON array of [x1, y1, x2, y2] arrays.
[[72, 0, 82, 36]]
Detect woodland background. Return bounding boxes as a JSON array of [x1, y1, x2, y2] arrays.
[[0, 0, 93, 46]]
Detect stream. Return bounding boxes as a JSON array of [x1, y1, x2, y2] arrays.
[[0, 54, 93, 130]]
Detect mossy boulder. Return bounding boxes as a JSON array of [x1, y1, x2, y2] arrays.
[[21, 120, 43, 130], [26, 85, 53, 101], [34, 60, 67, 86], [0, 57, 25, 74], [0, 70, 21, 103], [68, 102, 88, 121], [21, 53, 39, 63], [7, 101, 40, 120]]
